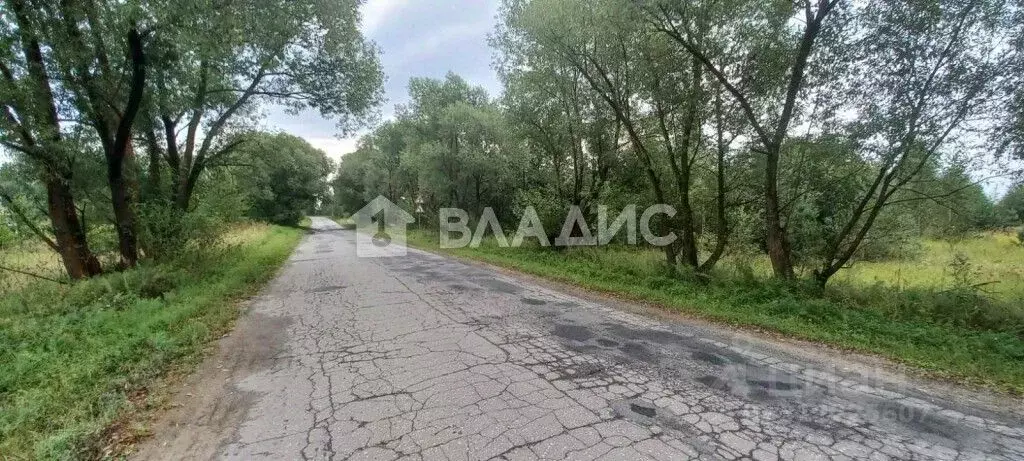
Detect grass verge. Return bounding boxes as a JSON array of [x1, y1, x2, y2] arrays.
[[406, 229, 1024, 394], [0, 223, 303, 459]]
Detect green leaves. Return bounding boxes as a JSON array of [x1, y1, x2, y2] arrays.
[[224, 132, 333, 226]]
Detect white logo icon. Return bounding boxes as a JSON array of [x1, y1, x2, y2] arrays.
[[352, 196, 415, 258]]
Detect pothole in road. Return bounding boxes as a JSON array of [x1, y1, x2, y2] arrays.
[[479, 278, 521, 294], [620, 342, 658, 363], [692, 351, 728, 366], [630, 403, 657, 418], [553, 324, 594, 342], [611, 399, 669, 427], [747, 379, 803, 391], [873, 401, 970, 440], [696, 375, 732, 392], [597, 338, 619, 348]]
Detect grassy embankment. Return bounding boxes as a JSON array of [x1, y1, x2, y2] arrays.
[[404, 228, 1024, 393], [0, 223, 303, 459]]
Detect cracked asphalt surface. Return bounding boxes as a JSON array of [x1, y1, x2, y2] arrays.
[[136, 217, 1024, 460]]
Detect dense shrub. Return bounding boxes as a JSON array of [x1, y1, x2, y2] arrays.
[[0, 220, 15, 249], [137, 204, 223, 262], [226, 132, 332, 226]]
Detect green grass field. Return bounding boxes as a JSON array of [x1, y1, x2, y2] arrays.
[[0, 223, 303, 460], [833, 233, 1024, 301], [405, 228, 1024, 393]]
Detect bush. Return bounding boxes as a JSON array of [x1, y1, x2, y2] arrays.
[[1017, 228, 1024, 246], [191, 171, 250, 222], [137, 203, 223, 262], [225, 132, 332, 226], [0, 222, 15, 248]]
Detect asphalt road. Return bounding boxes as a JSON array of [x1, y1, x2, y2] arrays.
[[136, 217, 1024, 460]]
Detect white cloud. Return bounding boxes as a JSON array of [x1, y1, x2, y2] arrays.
[[361, 0, 410, 37], [306, 137, 360, 163], [390, 21, 493, 63]]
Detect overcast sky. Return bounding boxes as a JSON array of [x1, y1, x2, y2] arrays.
[[264, 0, 503, 162]]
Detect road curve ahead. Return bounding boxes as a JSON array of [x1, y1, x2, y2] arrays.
[[136, 217, 1023, 460]]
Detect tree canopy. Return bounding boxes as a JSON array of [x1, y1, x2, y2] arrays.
[[0, 0, 382, 279]]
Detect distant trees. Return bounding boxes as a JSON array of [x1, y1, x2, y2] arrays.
[[0, 0, 382, 279], [1000, 182, 1024, 224], [474, 0, 1022, 287], [332, 73, 525, 223], [333, 0, 1022, 289], [226, 133, 333, 226]]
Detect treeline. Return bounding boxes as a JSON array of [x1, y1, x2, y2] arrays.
[[0, 0, 382, 279], [332, 0, 1024, 287]]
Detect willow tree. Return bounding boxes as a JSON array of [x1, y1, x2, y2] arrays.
[[0, 0, 147, 276], [142, 0, 383, 211], [645, 0, 845, 279], [493, 1, 622, 228], [808, 0, 1009, 286], [398, 74, 522, 220], [496, 0, 734, 271]]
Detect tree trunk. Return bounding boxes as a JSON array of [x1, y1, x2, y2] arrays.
[[175, 162, 192, 210], [677, 197, 699, 268], [662, 243, 678, 269], [175, 163, 203, 211], [758, 5, 831, 281], [108, 145, 139, 268], [145, 135, 162, 200], [699, 105, 730, 273], [813, 267, 835, 289], [46, 173, 102, 279], [765, 149, 795, 279], [678, 54, 706, 269], [104, 29, 146, 268]]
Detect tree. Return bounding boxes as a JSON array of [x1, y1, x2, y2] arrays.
[[141, 0, 383, 211], [41, 1, 149, 268], [226, 132, 332, 226], [0, 0, 147, 277], [493, 6, 621, 227], [645, 0, 844, 279], [496, 0, 736, 271], [999, 182, 1024, 224], [808, 0, 1006, 286], [331, 146, 374, 215], [397, 73, 523, 222], [993, 0, 1024, 160], [362, 120, 416, 205]]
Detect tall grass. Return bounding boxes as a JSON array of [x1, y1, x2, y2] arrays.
[[406, 229, 1024, 393], [834, 232, 1024, 301], [0, 223, 303, 460], [0, 242, 66, 293]]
